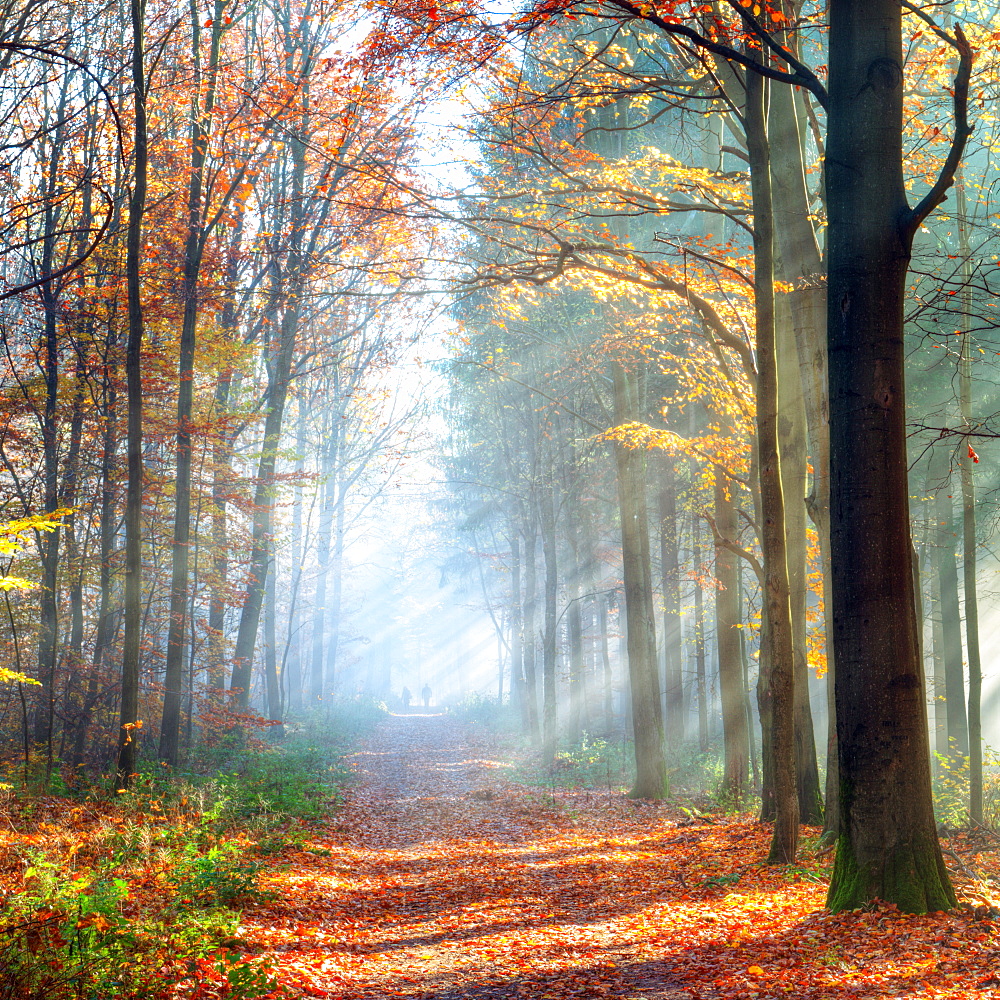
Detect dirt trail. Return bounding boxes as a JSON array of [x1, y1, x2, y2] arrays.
[[244, 715, 1000, 999], [247, 712, 696, 999]]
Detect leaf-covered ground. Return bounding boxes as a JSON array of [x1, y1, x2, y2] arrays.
[[233, 714, 1000, 999]]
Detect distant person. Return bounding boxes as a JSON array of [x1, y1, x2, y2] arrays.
[[401, 686, 411, 710], [421, 683, 431, 708]]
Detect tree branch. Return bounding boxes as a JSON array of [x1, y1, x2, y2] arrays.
[[901, 21, 973, 245], [703, 510, 763, 583]]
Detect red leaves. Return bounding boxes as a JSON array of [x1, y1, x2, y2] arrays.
[[969, 443, 979, 463]]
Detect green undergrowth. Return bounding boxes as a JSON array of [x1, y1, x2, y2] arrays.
[[932, 744, 1000, 831], [0, 697, 385, 999], [488, 722, 767, 817], [447, 693, 523, 732]]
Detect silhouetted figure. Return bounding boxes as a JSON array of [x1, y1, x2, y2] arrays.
[[421, 684, 431, 708], [401, 686, 412, 710]]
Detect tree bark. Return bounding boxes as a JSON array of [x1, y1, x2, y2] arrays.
[[659, 459, 684, 743], [612, 361, 666, 798], [161, 6, 225, 765], [824, 0, 957, 911], [540, 483, 558, 761], [522, 516, 540, 740], [929, 445, 968, 758], [746, 68, 798, 864], [116, 0, 147, 790], [777, 301, 823, 824], [957, 173, 982, 824], [715, 468, 748, 800]]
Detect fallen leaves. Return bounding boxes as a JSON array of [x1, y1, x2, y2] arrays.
[[224, 716, 1000, 999], [6, 716, 1000, 999]]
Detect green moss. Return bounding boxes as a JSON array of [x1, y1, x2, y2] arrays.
[[827, 831, 957, 913]]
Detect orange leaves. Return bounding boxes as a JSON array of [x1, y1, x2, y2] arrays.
[[11, 718, 1000, 1000]]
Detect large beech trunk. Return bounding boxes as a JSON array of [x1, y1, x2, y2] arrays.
[[824, 0, 957, 911]]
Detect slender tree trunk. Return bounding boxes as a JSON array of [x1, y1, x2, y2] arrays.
[[659, 459, 683, 742], [600, 592, 613, 734], [229, 285, 302, 705], [310, 426, 335, 704], [692, 515, 708, 753], [777, 301, 823, 824], [715, 469, 748, 800], [326, 481, 346, 696], [522, 517, 540, 740], [286, 395, 307, 711], [930, 446, 968, 758], [612, 361, 665, 798], [540, 484, 558, 761], [230, 124, 309, 707], [566, 507, 585, 741], [71, 370, 116, 771], [61, 364, 85, 760], [769, 56, 838, 840], [264, 531, 283, 733], [161, 7, 225, 764], [746, 69, 798, 864], [510, 532, 527, 730], [957, 173, 982, 824], [116, 0, 147, 790]]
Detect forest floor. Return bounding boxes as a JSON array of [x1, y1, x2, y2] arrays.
[[236, 713, 1000, 1000]]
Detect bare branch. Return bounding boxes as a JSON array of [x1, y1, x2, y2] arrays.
[[901, 22, 973, 244]]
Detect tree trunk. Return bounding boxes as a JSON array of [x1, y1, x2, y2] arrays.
[[230, 127, 308, 707], [540, 484, 558, 761], [659, 459, 684, 743], [161, 8, 225, 765], [715, 468, 748, 800], [116, 0, 147, 790], [264, 530, 283, 733], [769, 54, 838, 840], [957, 174, 982, 824], [777, 301, 823, 825], [929, 445, 968, 758], [746, 68, 798, 864], [510, 532, 527, 731], [692, 515, 708, 753], [286, 394, 307, 711], [326, 491, 346, 698], [824, 0, 956, 911], [310, 426, 335, 704], [522, 517, 540, 740], [612, 361, 665, 798]]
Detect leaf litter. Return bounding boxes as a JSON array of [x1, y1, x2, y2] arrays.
[[4, 714, 1000, 998], [234, 714, 1000, 999]]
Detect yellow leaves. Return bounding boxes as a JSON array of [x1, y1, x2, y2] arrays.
[[748, 964, 765, 975], [0, 666, 40, 685]]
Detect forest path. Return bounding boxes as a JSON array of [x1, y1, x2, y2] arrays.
[[245, 711, 704, 999], [242, 715, 1000, 999]]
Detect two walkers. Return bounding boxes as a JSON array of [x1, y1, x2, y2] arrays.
[[400, 684, 432, 710]]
